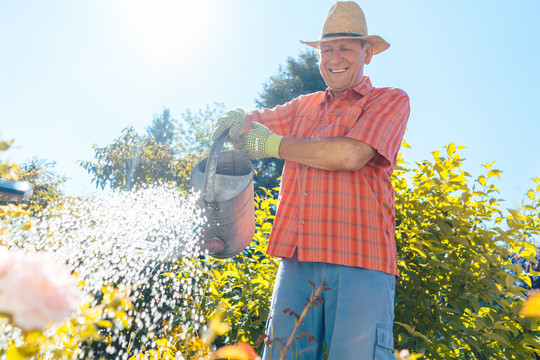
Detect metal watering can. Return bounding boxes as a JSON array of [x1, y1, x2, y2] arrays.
[[189, 130, 255, 258]]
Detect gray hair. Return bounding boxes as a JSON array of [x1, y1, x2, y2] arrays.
[[360, 39, 371, 49]]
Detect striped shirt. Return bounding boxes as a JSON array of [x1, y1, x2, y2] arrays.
[[249, 77, 410, 276]]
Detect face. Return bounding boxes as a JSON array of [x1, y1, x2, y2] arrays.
[[318, 38, 373, 98]]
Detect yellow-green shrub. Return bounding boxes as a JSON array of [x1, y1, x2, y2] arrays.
[[393, 143, 540, 359]]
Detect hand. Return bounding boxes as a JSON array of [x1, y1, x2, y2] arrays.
[[232, 122, 283, 160], [211, 108, 249, 142]]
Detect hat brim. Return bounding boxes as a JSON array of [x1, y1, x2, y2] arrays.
[[301, 35, 390, 55]]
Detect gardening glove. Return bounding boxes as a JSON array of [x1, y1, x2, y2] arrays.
[[211, 108, 249, 142], [232, 122, 283, 160]]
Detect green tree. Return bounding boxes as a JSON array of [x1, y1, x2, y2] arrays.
[[1, 140, 66, 219], [253, 49, 326, 193], [16, 158, 67, 215], [81, 127, 196, 192], [146, 108, 176, 144], [255, 49, 326, 109], [174, 103, 226, 158], [81, 105, 227, 193]]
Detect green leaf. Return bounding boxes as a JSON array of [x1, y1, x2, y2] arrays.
[[484, 331, 510, 346]]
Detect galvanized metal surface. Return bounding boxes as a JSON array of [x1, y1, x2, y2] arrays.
[[189, 130, 255, 258]]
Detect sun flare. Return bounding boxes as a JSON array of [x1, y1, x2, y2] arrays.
[[117, 0, 217, 63]]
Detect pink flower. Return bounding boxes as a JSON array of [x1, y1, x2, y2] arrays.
[[0, 249, 81, 331]]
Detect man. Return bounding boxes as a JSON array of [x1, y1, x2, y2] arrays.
[[212, 2, 409, 359]]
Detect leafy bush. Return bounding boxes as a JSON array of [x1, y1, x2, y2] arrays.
[[393, 143, 540, 359]]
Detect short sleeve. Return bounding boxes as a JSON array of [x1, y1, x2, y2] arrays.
[[346, 88, 410, 168]]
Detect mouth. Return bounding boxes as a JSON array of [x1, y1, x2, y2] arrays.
[[329, 67, 349, 73]]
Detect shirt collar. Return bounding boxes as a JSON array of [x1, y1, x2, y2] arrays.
[[320, 76, 374, 105]]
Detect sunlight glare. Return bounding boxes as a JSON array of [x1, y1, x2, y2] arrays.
[[118, 0, 216, 64]]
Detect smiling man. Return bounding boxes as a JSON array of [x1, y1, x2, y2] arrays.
[[212, 2, 410, 359]]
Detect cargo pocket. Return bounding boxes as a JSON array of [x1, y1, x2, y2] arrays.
[[374, 324, 394, 360]]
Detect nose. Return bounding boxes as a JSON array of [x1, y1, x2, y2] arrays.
[[330, 50, 343, 65]]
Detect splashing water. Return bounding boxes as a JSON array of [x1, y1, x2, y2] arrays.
[[1, 184, 213, 359]]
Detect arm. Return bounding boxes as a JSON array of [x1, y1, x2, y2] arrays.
[[279, 136, 376, 171], [233, 121, 376, 171]]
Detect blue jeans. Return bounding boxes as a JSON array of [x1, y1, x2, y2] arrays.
[[262, 253, 395, 360]]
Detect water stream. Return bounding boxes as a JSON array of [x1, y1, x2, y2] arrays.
[[1, 184, 211, 359]]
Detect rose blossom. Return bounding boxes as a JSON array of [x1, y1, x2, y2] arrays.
[[0, 248, 81, 331]]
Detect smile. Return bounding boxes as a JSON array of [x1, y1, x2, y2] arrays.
[[330, 67, 348, 73]]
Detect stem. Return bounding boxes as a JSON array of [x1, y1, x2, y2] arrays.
[[279, 282, 326, 360]]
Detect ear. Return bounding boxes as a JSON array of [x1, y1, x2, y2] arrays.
[[364, 45, 374, 65], [317, 50, 321, 60]]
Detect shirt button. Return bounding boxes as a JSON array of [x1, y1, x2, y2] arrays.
[[302, 192, 307, 196], [300, 220, 305, 225]]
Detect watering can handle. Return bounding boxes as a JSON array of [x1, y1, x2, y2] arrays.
[[203, 129, 229, 205]]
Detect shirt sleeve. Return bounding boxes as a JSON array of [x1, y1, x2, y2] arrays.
[[346, 88, 410, 168]]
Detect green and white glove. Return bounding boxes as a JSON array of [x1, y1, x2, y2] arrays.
[[232, 122, 283, 160], [211, 108, 249, 142]]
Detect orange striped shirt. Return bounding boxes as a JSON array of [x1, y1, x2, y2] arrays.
[[249, 77, 409, 276]]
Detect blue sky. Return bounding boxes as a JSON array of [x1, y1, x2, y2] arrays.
[[1, 0, 539, 207]]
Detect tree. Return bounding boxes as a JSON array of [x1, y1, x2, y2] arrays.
[[16, 158, 67, 215], [81, 104, 229, 193], [81, 127, 196, 192], [146, 108, 176, 145], [253, 49, 326, 193], [173, 103, 226, 158], [255, 49, 326, 110]]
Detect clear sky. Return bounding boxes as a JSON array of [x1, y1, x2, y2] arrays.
[[1, 0, 539, 207]]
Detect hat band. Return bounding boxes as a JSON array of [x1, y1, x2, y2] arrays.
[[321, 32, 364, 39]]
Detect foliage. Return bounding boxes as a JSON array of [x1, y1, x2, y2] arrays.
[[14, 158, 66, 216], [146, 108, 176, 145], [81, 127, 198, 192], [253, 50, 326, 195], [0, 133, 19, 181], [393, 142, 540, 359], [173, 103, 226, 158], [0, 286, 133, 359], [0, 134, 28, 227], [513, 247, 540, 289], [255, 50, 326, 110]]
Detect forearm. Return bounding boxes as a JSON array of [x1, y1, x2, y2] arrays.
[[278, 136, 376, 171]]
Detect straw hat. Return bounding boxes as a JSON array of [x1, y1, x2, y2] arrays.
[[301, 1, 390, 55]]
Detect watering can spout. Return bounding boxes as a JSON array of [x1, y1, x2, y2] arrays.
[[200, 237, 226, 253], [189, 130, 255, 259]]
